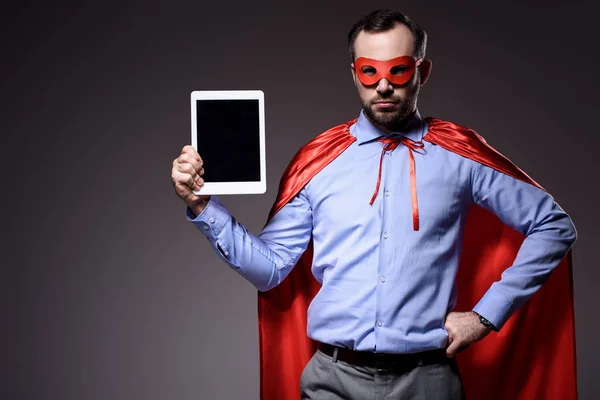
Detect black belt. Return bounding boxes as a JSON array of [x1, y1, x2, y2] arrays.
[[318, 342, 451, 371]]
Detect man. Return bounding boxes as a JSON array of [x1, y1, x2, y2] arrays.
[[171, 9, 577, 400]]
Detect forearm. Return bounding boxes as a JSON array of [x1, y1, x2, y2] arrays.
[[187, 197, 211, 218], [472, 212, 576, 329], [188, 194, 312, 291]]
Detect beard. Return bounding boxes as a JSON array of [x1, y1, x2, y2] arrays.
[[361, 83, 420, 132]]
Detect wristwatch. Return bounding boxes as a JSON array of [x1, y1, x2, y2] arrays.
[[473, 311, 499, 332]]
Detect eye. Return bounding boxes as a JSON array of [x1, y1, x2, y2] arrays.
[[360, 66, 377, 76], [390, 65, 408, 75]]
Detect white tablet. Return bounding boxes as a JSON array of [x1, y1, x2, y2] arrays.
[[191, 90, 266, 195]]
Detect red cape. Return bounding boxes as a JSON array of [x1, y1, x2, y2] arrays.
[[258, 117, 577, 400]]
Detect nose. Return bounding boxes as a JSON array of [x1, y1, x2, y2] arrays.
[[376, 78, 393, 94]]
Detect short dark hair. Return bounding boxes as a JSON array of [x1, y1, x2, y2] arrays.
[[347, 9, 427, 61]]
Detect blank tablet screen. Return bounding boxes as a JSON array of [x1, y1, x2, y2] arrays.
[[195, 99, 261, 183]]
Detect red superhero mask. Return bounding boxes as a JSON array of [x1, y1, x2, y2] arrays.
[[354, 56, 422, 86]]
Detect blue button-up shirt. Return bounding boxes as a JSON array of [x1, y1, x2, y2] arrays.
[[188, 110, 576, 354]]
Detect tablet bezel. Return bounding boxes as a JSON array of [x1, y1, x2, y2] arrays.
[[190, 90, 266, 195]]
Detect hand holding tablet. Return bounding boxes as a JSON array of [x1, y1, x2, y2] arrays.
[[190, 90, 266, 195], [171, 144, 209, 216]]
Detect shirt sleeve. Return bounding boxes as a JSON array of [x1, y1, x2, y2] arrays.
[[469, 161, 577, 330], [186, 191, 313, 292]]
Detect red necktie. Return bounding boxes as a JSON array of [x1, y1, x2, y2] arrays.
[[370, 136, 424, 231]]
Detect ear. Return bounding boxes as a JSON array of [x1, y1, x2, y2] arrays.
[[350, 62, 357, 84], [418, 59, 432, 86]]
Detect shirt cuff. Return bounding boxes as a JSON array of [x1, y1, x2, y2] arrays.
[[472, 288, 515, 331], [186, 195, 230, 239]]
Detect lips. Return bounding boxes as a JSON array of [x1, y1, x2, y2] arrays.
[[374, 98, 400, 104], [374, 101, 399, 108]]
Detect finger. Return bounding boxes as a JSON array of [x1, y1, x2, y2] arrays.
[[446, 340, 462, 358], [182, 145, 203, 164], [178, 153, 203, 172], [174, 161, 197, 176], [173, 170, 197, 190], [186, 171, 204, 190], [182, 145, 196, 155], [176, 153, 202, 171]]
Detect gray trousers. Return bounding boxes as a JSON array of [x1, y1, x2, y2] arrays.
[[300, 350, 465, 400]]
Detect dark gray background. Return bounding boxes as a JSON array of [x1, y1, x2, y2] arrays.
[[2, 1, 598, 399]]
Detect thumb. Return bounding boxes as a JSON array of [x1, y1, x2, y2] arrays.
[[446, 338, 461, 358]]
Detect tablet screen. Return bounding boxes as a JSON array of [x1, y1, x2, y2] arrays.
[[195, 99, 261, 183]]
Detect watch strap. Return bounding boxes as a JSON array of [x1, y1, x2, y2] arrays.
[[473, 311, 499, 332]]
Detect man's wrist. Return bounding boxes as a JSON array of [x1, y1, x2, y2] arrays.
[[472, 311, 499, 332], [188, 197, 211, 218]]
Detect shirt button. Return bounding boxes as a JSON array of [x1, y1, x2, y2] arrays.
[[380, 276, 386, 283], [209, 217, 215, 224], [225, 251, 229, 257], [377, 320, 383, 327], [203, 225, 209, 231], [383, 233, 389, 239], [384, 190, 389, 197]]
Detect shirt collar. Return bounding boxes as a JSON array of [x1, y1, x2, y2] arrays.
[[352, 109, 425, 145]]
